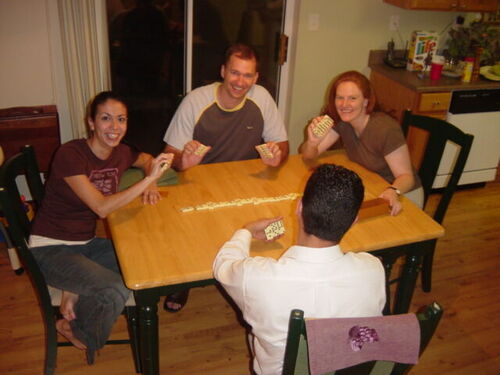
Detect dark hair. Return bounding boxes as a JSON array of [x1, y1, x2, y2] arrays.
[[88, 91, 128, 121], [224, 43, 260, 71], [323, 71, 378, 123], [302, 164, 364, 243]]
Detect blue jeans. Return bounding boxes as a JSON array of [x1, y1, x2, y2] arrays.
[[31, 238, 130, 363]]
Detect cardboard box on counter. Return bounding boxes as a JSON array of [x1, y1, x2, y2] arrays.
[[407, 31, 438, 72]]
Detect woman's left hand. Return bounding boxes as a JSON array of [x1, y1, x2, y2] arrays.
[[379, 188, 402, 216], [142, 185, 161, 205]]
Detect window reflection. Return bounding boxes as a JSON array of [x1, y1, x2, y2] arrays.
[[106, 0, 283, 155], [107, 0, 184, 155]]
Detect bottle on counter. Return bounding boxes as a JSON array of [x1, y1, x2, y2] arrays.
[[461, 57, 474, 83], [471, 47, 483, 82]]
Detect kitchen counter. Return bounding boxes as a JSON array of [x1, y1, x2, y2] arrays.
[[368, 50, 500, 92]]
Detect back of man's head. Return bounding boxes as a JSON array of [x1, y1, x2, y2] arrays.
[[302, 164, 364, 243]]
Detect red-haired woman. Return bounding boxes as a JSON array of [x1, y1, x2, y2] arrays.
[[300, 71, 423, 215]]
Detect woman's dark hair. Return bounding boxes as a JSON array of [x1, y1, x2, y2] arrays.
[[323, 71, 379, 123], [88, 91, 128, 120]]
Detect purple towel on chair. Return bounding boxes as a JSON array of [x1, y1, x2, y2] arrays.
[[305, 314, 420, 375]]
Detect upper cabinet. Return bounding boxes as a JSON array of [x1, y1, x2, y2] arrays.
[[384, 0, 499, 12]]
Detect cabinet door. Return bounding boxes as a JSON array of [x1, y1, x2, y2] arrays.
[[458, 0, 498, 12], [417, 92, 452, 113], [384, 0, 455, 10], [384, 0, 498, 11]]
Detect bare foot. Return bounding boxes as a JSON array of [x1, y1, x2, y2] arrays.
[[165, 301, 182, 311], [56, 319, 87, 350], [60, 291, 79, 321]]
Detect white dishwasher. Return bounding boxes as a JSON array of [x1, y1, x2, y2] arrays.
[[433, 88, 500, 188]]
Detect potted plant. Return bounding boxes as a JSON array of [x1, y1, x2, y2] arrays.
[[445, 21, 500, 66]]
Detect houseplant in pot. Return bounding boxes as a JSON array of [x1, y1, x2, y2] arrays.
[[444, 21, 500, 74]]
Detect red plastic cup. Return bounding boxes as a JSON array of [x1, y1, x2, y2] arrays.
[[430, 56, 444, 80]]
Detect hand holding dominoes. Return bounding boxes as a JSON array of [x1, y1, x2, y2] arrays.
[[181, 140, 211, 169], [244, 217, 285, 242], [151, 153, 174, 178], [311, 115, 334, 138], [256, 142, 282, 167], [264, 219, 285, 240]]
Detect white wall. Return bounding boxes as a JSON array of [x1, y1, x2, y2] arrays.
[[287, 0, 461, 153], [0, 0, 55, 108]]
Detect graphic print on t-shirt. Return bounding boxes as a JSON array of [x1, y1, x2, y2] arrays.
[[89, 168, 119, 195]]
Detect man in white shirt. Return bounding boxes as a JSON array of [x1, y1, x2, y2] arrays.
[[213, 164, 386, 375]]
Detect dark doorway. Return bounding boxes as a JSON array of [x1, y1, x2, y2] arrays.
[[107, 0, 185, 155], [106, 0, 285, 155]]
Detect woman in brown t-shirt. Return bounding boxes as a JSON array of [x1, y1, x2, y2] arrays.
[[300, 71, 423, 215]]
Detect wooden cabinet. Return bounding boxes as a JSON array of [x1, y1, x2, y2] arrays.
[[370, 70, 451, 121], [384, 0, 498, 12], [0, 105, 60, 172], [417, 92, 452, 113], [370, 70, 452, 169]]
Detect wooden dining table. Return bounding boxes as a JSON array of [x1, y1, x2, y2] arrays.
[[107, 151, 444, 375]]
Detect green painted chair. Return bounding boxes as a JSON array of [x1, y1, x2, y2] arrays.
[[282, 302, 443, 375], [401, 111, 474, 292], [0, 145, 142, 374]]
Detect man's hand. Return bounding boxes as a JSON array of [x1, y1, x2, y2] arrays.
[[244, 217, 284, 242], [257, 142, 282, 167], [181, 140, 211, 170]]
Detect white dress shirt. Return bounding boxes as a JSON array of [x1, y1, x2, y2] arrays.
[[213, 229, 386, 375]]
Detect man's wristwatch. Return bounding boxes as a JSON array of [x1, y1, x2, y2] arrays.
[[387, 186, 401, 196]]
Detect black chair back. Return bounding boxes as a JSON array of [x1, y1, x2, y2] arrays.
[[0, 145, 142, 374], [401, 110, 474, 223], [0, 145, 59, 374]]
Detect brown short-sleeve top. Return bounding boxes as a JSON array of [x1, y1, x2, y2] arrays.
[[333, 112, 420, 189]]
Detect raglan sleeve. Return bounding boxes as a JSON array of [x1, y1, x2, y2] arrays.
[[257, 87, 288, 143], [163, 93, 198, 150]]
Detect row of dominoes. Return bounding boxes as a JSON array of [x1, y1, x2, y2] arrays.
[[179, 193, 301, 213]]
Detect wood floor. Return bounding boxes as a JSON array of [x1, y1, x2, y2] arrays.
[[1, 180, 499, 375]]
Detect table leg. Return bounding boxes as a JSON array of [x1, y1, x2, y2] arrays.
[[135, 289, 160, 375], [393, 246, 422, 314]]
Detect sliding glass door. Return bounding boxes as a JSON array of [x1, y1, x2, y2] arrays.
[[106, 0, 295, 155]]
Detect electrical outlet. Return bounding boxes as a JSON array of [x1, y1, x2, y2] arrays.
[[389, 15, 399, 31]]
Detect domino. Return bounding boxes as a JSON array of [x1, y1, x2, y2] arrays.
[[312, 115, 334, 137], [256, 143, 273, 159], [264, 220, 285, 240], [194, 144, 209, 156], [160, 162, 170, 172]]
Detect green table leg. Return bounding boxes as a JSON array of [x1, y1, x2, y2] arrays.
[[135, 289, 160, 375], [393, 247, 422, 314]]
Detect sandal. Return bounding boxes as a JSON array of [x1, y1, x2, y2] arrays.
[[163, 289, 190, 313]]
